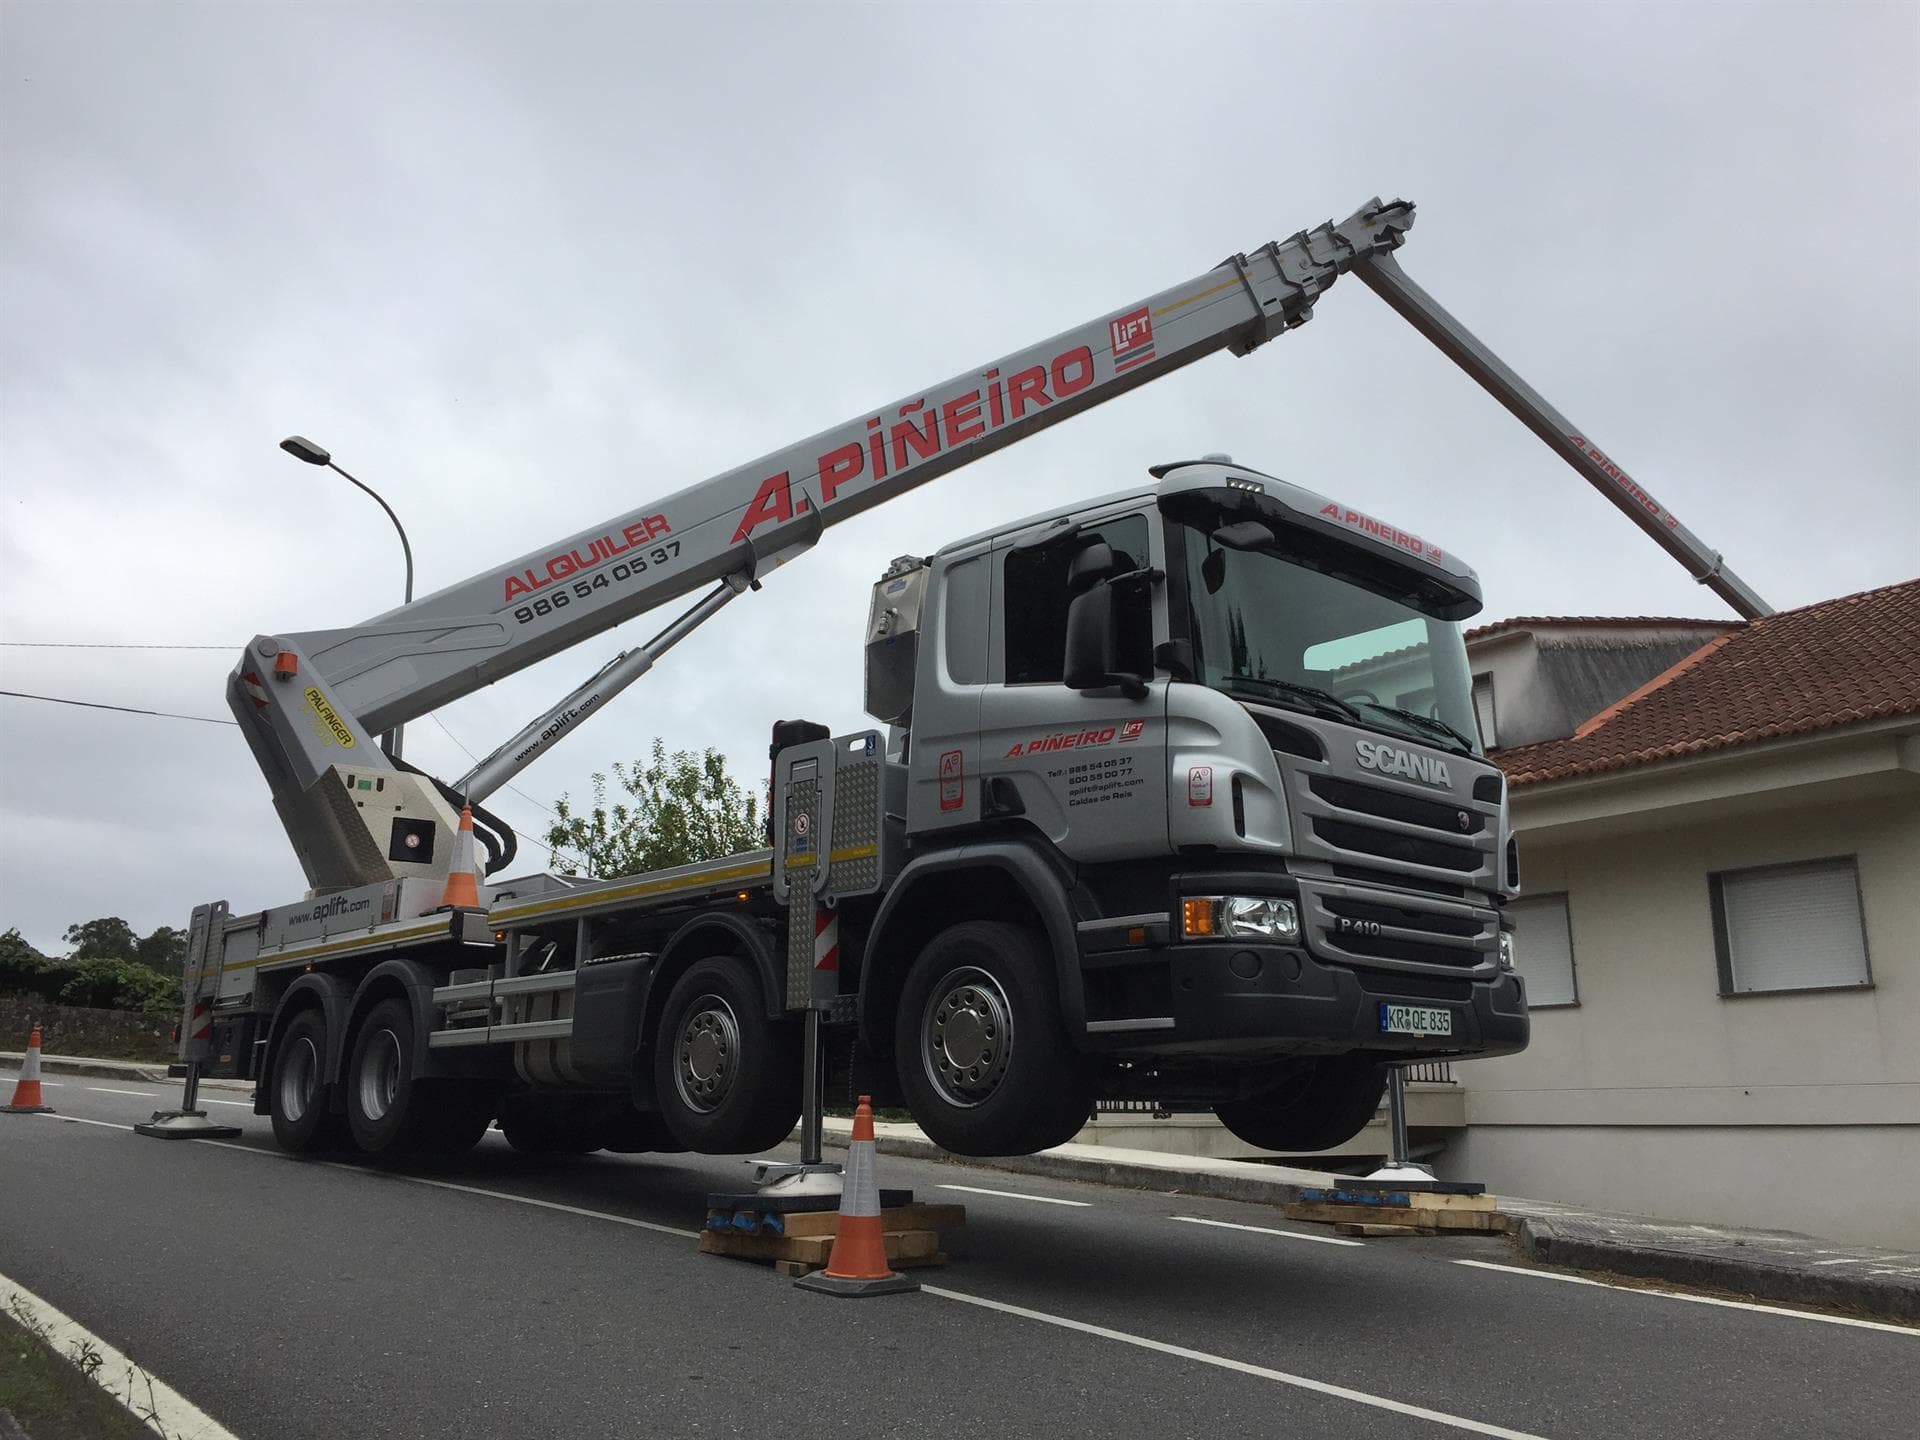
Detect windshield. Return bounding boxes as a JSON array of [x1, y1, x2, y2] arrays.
[[1175, 520, 1481, 755]]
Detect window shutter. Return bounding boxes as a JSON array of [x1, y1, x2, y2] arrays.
[[1472, 674, 1497, 748], [1508, 893, 1576, 1006], [1719, 859, 1869, 993]]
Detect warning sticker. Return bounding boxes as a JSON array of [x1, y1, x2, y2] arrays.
[[1188, 766, 1214, 807], [938, 749, 965, 812]]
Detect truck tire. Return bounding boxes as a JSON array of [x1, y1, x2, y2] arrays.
[[498, 1096, 601, 1155], [599, 1107, 686, 1154], [895, 920, 1093, 1156], [345, 997, 471, 1157], [268, 1008, 345, 1154], [652, 957, 800, 1154], [1212, 1057, 1388, 1153]]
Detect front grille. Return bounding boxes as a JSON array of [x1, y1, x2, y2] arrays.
[[1331, 864, 1464, 899], [1310, 775, 1484, 835], [1312, 817, 1479, 873], [1300, 879, 1496, 976], [1324, 895, 1481, 937]]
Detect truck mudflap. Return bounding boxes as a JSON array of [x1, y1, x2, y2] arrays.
[[1079, 939, 1529, 1061]]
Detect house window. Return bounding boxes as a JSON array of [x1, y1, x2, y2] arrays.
[[1471, 673, 1497, 748], [1709, 857, 1871, 996], [1507, 893, 1577, 1006]]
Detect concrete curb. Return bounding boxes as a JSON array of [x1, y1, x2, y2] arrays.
[[1515, 1217, 1920, 1325], [820, 1126, 1321, 1208], [0, 1052, 252, 1093], [0, 1051, 172, 1083]]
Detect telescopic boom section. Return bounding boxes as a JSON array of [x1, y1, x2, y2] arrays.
[[261, 199, 1420, 754], [1352, 253, 1772, 620]]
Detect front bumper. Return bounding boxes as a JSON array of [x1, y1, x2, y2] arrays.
[[1079, 939, 1529, 1061]]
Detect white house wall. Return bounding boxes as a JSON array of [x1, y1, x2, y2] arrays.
[[1449, 785, 1919, 1247]]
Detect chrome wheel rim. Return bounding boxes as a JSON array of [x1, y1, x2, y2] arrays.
[[358, 1029, 402, 1122], [278, 1035, 318, 1124], [920, 966, 1014, 1109], [674, 996, 740, 1114]]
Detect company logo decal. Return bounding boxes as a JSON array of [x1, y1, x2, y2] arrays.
[[1355, 739, 1450, 788], [302, 687, 356, 749]]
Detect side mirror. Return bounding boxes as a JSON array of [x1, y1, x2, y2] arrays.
[[1064, 576, 1148, 699], [1067, 541, 1121, 595]]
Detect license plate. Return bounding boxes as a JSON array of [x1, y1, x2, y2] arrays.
[[1379, 1003, 1453, 1037]]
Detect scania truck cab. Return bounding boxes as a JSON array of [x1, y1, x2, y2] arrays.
[[866, 457, 1525, 1153]]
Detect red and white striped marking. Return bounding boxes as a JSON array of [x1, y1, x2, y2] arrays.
[[239, 672, 270, 710], [813, 908, 839, 972]]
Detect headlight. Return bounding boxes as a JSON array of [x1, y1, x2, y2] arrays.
[[1498, 929, 1517, 971], [1182, 895, 1300, 942]]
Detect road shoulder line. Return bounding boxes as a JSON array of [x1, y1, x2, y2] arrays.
[[922, 1284, 1546, 1439], [0, 1268, 242, 1440]]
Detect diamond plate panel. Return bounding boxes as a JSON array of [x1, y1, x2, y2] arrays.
[[826, 754, 882, 899], [782, 775, 820, 1010]]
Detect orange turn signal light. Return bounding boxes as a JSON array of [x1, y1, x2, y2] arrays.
[[1182, 898, 1217, 939]]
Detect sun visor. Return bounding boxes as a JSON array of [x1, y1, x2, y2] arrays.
[[1159, 471, 1482, 621]]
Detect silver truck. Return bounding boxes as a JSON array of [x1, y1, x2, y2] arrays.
[[173, 197, 1766, 1161]]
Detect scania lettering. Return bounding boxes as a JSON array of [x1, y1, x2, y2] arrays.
[[168, 196, 1771, 1168]]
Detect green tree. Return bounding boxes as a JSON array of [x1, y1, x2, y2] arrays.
[[56, 957, 177, 1013], [134, 925, 188, 976], [547, 739, 762, 879], [63, 917, 138, 960], [0, 928, 47, 995]]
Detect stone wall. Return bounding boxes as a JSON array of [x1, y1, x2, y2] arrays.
[[0, 995, 176, 1062]]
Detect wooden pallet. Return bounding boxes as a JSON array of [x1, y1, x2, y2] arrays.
[[1284, 1200, 1509, 1234], [699, 1203, 966, 1274]]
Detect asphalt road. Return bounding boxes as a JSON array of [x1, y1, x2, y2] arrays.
[[2, 1075, 1913, 1439]]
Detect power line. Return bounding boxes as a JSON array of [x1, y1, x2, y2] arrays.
[[0, 689, 239, 726], [0, 642, 241, 650]]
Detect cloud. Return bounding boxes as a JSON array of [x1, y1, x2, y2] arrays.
[[2, 0, 1914, 951]]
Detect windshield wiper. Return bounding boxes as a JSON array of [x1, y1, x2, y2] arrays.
[[1219, 674, 1366, 725], [1355, 701, 1477, 755]]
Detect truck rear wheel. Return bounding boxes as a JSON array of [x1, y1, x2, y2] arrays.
[[895, 920, 1093, 1156], [652, 958, 799, 1153], [1212, 1056, 1387, 1153], [345, 997, 486, 1157], [268, 1008, 345, 1154]]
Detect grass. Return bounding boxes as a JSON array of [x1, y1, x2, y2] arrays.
[[0, 1301, 162, 1440]]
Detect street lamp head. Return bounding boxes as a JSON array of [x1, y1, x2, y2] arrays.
[[280, 435, 331, 466]]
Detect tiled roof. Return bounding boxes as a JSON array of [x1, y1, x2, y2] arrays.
[[1465, 614, 1730, 642], [1492, 578, 1920, 787]]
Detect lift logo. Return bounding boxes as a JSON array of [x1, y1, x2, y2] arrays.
[[300, 687, 356, 749], [1110, 306, 1156, 374]]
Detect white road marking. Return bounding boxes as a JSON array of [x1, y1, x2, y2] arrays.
[[1453, 1259, 1920, 1336], [924, 1285, 1546, 1438], [86, 1086, 157, 1098], [186, 1137, 702, 1237], [938, 1183, 1090, 1207], [200, 1098, 252, 1107], [0, 1267, 241, 1440], [1169, 1214, 1366, 1247], [34, 1113, 129, 1130]]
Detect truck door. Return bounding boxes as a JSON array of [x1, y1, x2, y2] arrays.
[[973, 508, 1169, 862]]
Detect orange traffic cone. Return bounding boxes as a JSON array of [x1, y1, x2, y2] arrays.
[[3, 1027, 55, 1114], [794, 1095, 919, 1297], [439, 805, 482, 909]]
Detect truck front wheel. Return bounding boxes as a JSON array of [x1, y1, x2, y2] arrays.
[[1212, 1056, 1387, 1153], [652, 958, 800, 1153], [896, 920, 1092, 1156]]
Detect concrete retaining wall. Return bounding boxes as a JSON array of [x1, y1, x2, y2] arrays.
[[0, 995, 175, 1063]]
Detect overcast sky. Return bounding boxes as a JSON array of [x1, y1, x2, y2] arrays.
[[2, 0, 1914, 954]]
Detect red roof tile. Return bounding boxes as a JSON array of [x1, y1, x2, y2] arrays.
[[1492, 579, 1920, 787], [1465, 614, 1730, 642]]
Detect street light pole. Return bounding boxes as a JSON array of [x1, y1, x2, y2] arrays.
[[279, 436, 414, 760]]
